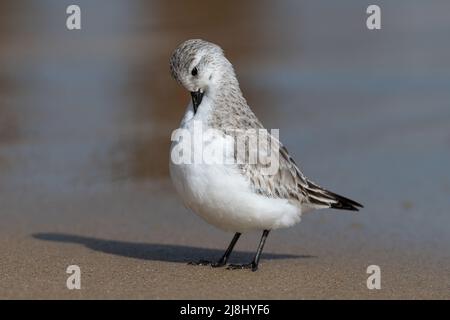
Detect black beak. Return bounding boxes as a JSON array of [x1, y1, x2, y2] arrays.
[[190, 90, 204, 114]]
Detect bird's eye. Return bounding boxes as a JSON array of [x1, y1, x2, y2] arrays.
[[191, 67, 198, 76]]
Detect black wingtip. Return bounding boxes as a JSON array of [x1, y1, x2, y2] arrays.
[[329, 193, 364, 212], [305, 180, 363, 212], [330, 202, 361, 211]]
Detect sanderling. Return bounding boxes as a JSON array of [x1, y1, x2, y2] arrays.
[[169, 39, 363, 271]]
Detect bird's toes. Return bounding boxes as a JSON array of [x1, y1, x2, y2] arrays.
[[211, 261, 226, 268], [187, 259, 212, 266], [226, 263, 256, 270]]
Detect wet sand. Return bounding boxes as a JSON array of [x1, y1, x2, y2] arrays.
[[0, 180, 449, 299], [1, 1, 450, 299]]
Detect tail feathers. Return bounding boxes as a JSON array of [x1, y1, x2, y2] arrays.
[[305, 181, 363, 212]]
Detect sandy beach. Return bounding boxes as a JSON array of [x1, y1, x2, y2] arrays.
[[1, 179, 449, 299], [1, 1, 450, 299]]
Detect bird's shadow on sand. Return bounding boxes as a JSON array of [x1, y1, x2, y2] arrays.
[[32, 233, 314, 263]]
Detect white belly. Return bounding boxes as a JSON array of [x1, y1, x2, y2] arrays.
[[169, 103, 301, 233]]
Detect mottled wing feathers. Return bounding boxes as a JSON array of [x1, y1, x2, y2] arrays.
[[240, 134, 363, 211], [206, 74, 363, 212]]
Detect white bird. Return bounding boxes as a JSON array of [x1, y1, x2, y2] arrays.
[[169, 39, 363, 271]]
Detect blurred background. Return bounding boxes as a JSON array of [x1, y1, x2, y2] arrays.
[[0, 0, 449, 298]]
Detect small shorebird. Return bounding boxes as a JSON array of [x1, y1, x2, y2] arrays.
[[169, 39, 363, 271]]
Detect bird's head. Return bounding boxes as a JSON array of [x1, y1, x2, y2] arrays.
[[169, 39, 234, 113]]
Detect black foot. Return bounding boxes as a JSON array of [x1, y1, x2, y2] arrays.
[[227, 262, 258, 272], [187, 260, 212, 266], [211, 260, 226, 268], [188, 260, 227, 268]]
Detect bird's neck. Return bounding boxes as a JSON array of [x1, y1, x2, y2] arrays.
[[204, 73, 253, 130], [209, 73, 246, 108]]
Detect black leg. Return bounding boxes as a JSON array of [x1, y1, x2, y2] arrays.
[[228, 229, 270, 272], [252, 229, 270, 270], [211, 232, 241, 267], [188, 232, 241, 267]]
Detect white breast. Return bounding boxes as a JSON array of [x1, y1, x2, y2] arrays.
[[169, 100, 302, 233]]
